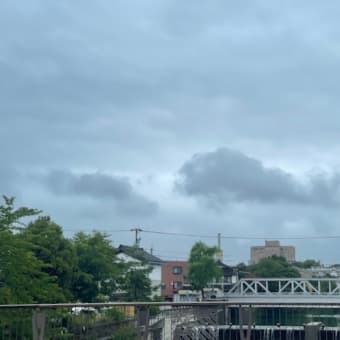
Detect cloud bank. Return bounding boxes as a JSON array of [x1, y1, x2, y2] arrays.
[[177, 148, 340, 207], [46, 170, 158, 217]]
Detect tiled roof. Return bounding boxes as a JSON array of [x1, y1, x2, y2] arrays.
[[117, 244, 163, 265]]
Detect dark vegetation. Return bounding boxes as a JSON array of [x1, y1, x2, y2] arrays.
[[0, 196, 154, 304]]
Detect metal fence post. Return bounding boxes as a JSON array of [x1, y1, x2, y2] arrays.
[[32, 308, 46, 340], [239, 305, 252, 340], [137, 306, 150, 340]]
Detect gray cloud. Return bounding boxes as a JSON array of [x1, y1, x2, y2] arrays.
[[45, 170, 158, 217], [0, 165, 19, 197], [3, 1, 340, 262], [176, 148, 340, 207]]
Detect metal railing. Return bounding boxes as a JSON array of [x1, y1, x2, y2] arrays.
[[228, 278, 340, 296], [2, 300, 340, 339]]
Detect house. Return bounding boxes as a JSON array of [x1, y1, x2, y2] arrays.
[[161, 261, 189, 300], [219, 262, 239, 291], [116, 245, 163, 297], [161, 260, 239, 301], [206, 262, 239, 298]]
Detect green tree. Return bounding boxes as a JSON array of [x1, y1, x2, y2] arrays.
[[188, 241, 222, 299], [0, 195, 41, 231], [0, 197, 63, 303], [250, 256, 301, 278], [122, 265, 153, 301], [72, 231, 121, 302], [20, 216, 78, 300], [294, 259, 320, 269]]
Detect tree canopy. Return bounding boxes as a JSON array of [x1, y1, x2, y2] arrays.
[[72, 231, 123, 302], [122, 265, 153, 301], [249, 256, 301, 278], [294, 259, 320, 269], [0, 196, 154, 303], [0, 197, 63, 303], [188, 241, 222, 299], [20, 216, 78, 300]]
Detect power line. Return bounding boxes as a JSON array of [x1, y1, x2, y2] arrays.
[[62, 227, 340, 241], [142, 229, 340, 240], [142, 229, 216, 239], [63, 229, 131, 233], [221, 235, 340, 240], [152, 249, 190, 255]]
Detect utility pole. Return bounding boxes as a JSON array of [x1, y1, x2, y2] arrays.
[[131, 227, 142, 247], [217, 233, 223, 262]]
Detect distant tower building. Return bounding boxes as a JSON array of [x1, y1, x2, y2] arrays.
[[250, 240, 295, 265]]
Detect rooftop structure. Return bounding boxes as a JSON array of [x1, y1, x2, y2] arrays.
[[117, 244, 163, 265]]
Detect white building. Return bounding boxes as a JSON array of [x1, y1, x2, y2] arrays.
[[116, 245, 163, 297]]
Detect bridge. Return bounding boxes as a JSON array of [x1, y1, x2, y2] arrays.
[[224, 278, 340, 304]]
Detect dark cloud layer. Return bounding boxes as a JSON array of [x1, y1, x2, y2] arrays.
[[46, 170, 158, 217], [2, 1, 340, 262], [177, 148, 340, 207]]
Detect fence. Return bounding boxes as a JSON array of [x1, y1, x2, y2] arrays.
[[2, 301, 340, 339]]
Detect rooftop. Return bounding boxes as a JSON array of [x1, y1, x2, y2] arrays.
[[117, 244, 163, 265]]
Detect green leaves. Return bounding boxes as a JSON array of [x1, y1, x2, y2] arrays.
[[188, 241, 222, 297], [249, 256, 301, 278], [20, 216, 78, 301], [122, 266, 153, 301], [0, 196, 156, 303], [0, 195, 41, 231], [72, 231, 122, 302], [0, 230, 64, 303]]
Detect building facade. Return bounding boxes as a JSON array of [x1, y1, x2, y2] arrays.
[[161, 260, 239, 301], [161, 261, 189, 300], [250, 240, 295, 265]]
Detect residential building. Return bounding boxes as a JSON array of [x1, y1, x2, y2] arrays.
[[250, 240, 295, 265], [116, 245, 163, 297], [219, 262, 239, 291], [161, 261, 189, 300], [205, 262, 239, 299], [298, 265, 340, 279], [162, 260, 239, 301]]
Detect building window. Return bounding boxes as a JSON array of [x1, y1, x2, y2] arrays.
[[161, 283, 166, 290], [173, 281, 183, 289], [173, 266, 182, 275]]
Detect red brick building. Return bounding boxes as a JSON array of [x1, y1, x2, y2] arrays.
[[161, 261, 189, 300]]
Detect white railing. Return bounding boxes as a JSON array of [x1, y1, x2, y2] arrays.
[[228, 278, 340, 296]]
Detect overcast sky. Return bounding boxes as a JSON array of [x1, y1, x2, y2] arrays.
[[2, 0, 340, 264]]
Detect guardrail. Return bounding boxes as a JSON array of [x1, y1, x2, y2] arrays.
[[2, 300, 340, 339]]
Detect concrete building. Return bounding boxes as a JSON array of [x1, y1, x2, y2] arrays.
[[250, 240, 295, 265]]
